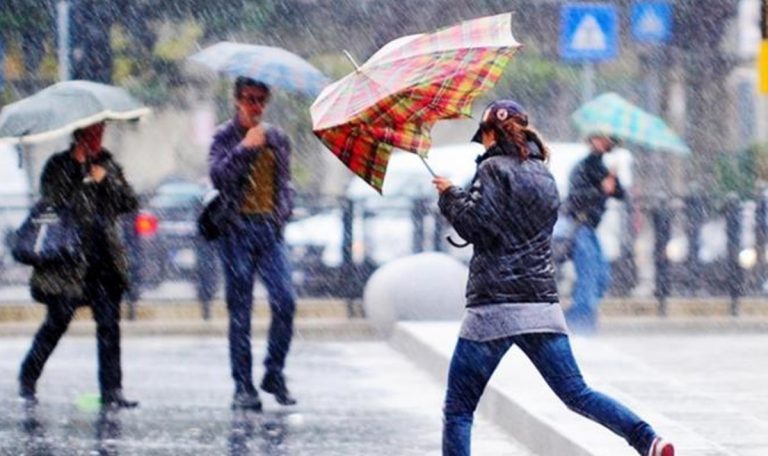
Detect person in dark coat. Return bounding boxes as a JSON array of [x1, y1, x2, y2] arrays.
[[433, 100, 674, 456], [18, 122, 139, 408], [208, 76, 297, 411], [563, 133, 624, 333]]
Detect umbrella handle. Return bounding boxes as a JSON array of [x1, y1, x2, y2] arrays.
[[446, 235, 470, 248], [418, 155, 437, 178]]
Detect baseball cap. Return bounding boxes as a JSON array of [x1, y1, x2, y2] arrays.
[[471, 100, 528, 143]]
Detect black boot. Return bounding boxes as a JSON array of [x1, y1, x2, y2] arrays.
[[260, 372, 296, 406], [232, 391, 263, 412], [19, 380, 37, 405], [101, 389, 139, 409]]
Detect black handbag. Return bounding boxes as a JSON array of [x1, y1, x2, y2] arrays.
[[12, 201, 82, 267], [197, 190, 225, 241]]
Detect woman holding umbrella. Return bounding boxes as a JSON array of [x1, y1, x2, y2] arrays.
[[432, 100, 674, 456], [18, 122, 140, 408]]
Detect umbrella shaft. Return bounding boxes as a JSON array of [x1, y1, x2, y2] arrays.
[[343, 50, 361, 71], [419, 155, 437, 177]]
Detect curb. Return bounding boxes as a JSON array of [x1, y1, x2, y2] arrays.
[[597, 316, 768, 334], [0, 298, 352, 323], [598, 297, 768, 317], [0, 317, 378, 340]]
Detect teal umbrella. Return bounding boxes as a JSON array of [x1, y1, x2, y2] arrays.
[[0, 80, 150, 144], [572, 92, 690, 155]]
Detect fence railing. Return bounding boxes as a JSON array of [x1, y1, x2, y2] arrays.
[[2, 191, 768, 318]]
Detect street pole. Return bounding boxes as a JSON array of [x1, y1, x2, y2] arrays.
[[643, 50, 662, 114], [763, 0, 767, 44], [582, 61, 595, 103], [57, 0, 71, 81]]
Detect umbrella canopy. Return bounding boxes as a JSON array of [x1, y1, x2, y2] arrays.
[[188, 41, 329, 97], [310, 13, 521, 193], [0, 80, 150, 144], [572, 92, 690, 155]]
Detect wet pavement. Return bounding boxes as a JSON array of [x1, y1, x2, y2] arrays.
[[0, 337, 532, 455]]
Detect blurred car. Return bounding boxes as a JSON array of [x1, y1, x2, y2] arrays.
[[0, 143, 33, 282], [285, 144, 480, 297], [128, 178, 218, 305]]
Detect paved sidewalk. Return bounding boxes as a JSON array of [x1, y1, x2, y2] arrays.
[[0, 337, 531, 456], [392, 322, 768, 456]]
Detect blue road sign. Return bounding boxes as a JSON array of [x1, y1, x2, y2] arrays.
[[560, 3, 618, 61], [631, 1, 673, 44]]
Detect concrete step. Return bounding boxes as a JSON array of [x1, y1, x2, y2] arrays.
[[0, 317, 377, 339], [598, 296, 768, 317], [0, 298, 356, 323], [597, 316, 768, 334]]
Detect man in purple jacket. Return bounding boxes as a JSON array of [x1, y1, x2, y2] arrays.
[[209, 76, 296, 411]]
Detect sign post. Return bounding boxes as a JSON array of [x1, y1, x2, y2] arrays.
[[560, 3, 619, 103], [631, 1, 673, 44], [57, 0, 71, 81], [631, 1, 673, 114]]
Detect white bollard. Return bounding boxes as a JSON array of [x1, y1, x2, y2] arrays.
[[363, 252, 468, 334]]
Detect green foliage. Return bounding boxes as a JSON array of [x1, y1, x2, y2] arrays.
[[493, 53, 579, 104], [0, 0, 52, 39], [713, 144, 768, 199], [749, 143, 768, 185], [312, 53, 356, 81]]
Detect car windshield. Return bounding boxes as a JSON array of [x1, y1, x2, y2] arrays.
[[149, 182, 202, 208]]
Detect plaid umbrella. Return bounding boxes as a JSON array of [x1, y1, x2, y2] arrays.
[[310, 13, 521, 193], [572, 92, 690, 155]]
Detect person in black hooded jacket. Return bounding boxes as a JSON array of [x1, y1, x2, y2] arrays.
[[434, 100, 674, 456]]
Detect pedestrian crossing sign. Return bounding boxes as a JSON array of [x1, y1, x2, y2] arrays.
[[560, 3, 619, 61], [631, 1, 673, 44]]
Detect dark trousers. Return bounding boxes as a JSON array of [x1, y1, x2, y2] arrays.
[[443, 333, 656, 456], [19, 274, 124, 394], [219, 217, 296, 394]]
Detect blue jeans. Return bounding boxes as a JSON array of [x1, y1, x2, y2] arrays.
[[219, 216, 296, 394], [443, 333, 656, 456], [566, 225, 610, 333]]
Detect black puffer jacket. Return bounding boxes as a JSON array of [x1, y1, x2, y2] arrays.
[[564, 152, 624, 228], [438, 141, 560, 306], [30, 148, 138, 303]]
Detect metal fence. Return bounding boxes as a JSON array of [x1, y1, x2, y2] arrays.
[[2, 192, 768, 317]]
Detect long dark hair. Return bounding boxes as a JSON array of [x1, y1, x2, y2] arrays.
[[486, 114, 549, 161]]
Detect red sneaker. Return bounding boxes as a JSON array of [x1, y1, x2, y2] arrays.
[[648, 437, 675, 456]]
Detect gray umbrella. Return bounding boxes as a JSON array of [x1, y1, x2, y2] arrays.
[[0, 80, 150, 144]]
